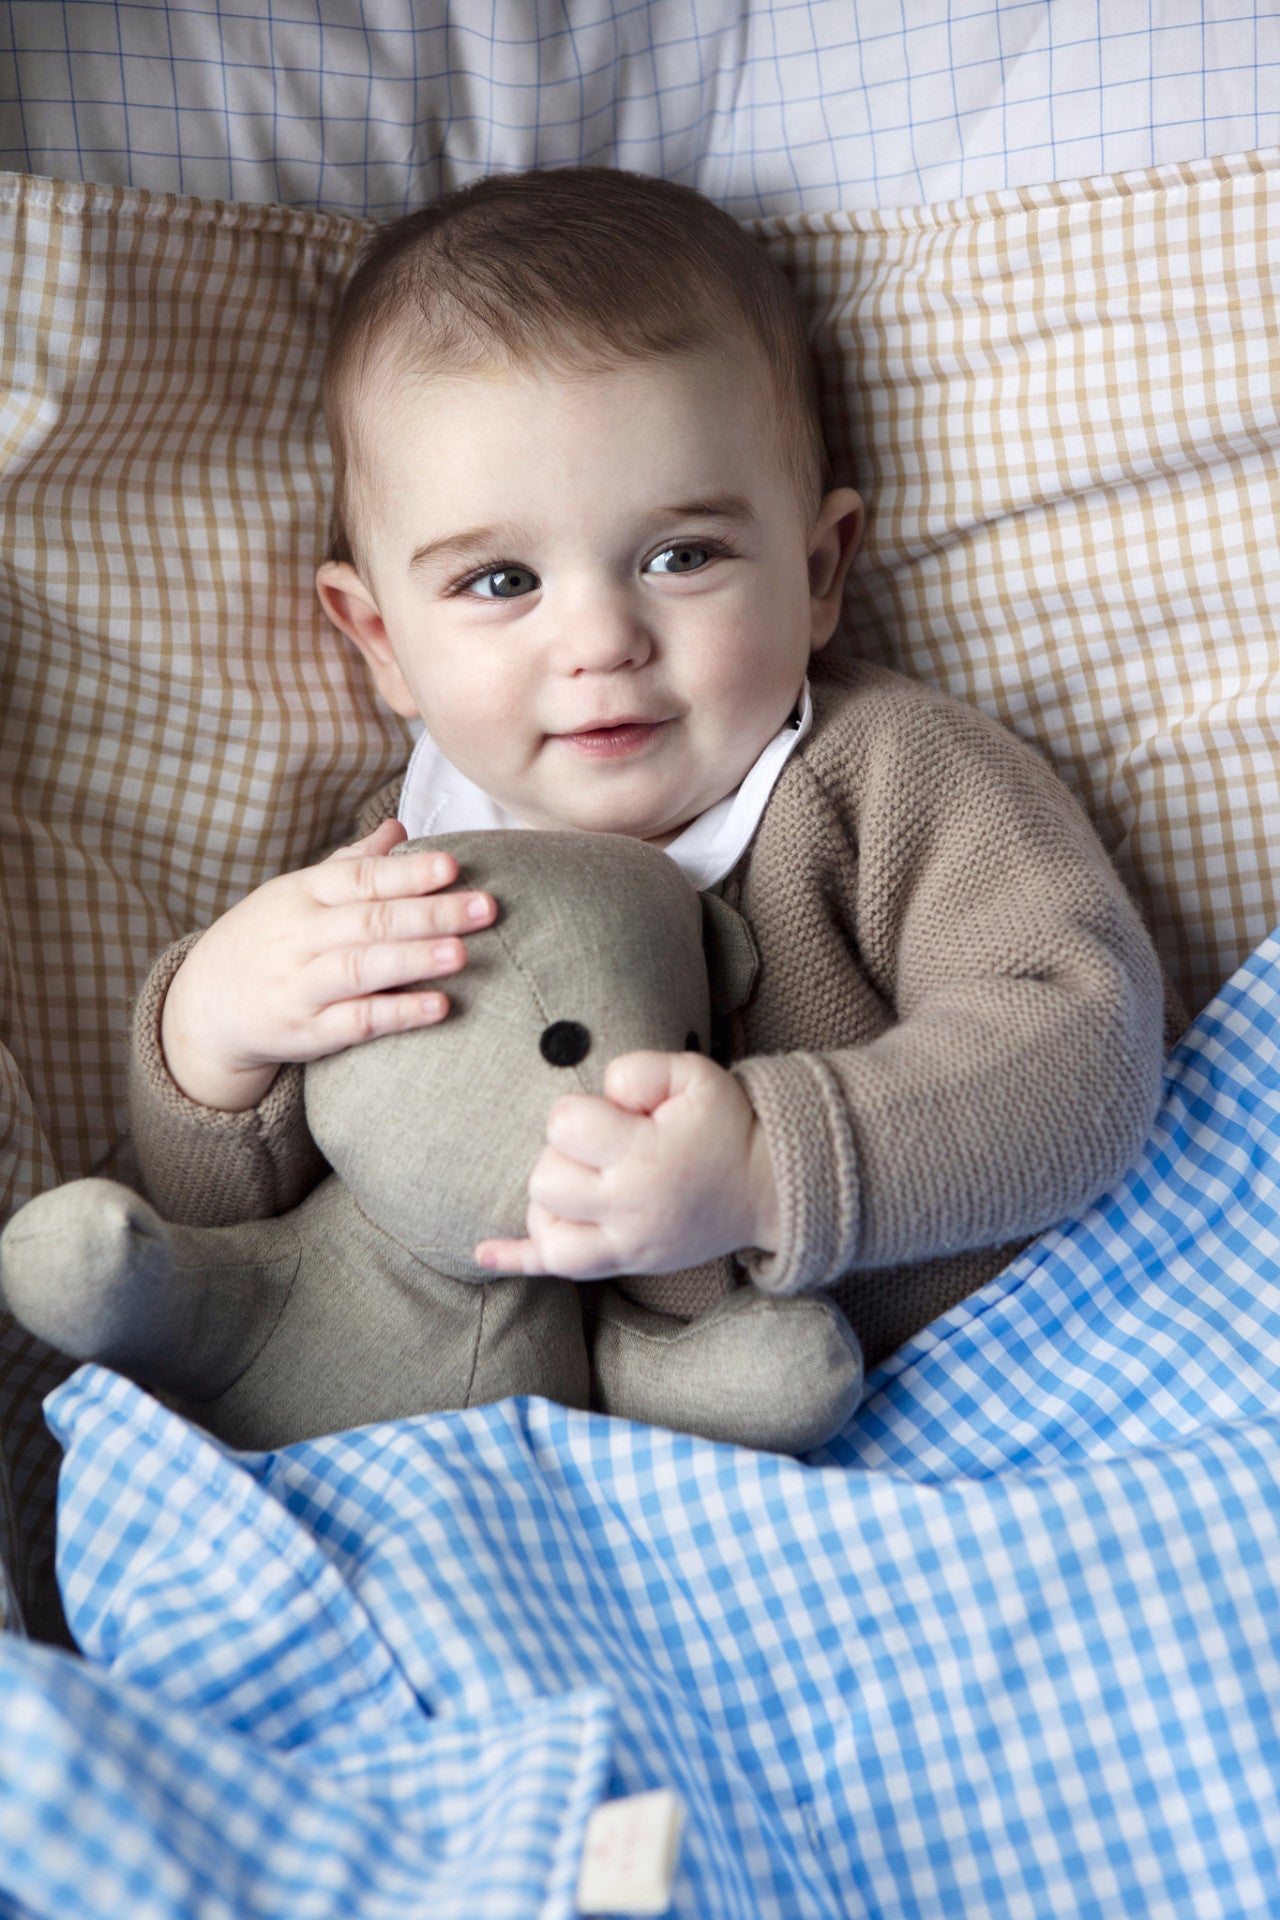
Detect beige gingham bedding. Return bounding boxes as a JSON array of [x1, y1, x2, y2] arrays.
[[2, 149, 1279, 1632], [762, 146, 1280, 1016], [0, 180, 412, 1631]]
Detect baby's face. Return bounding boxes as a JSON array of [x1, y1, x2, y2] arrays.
[[320, 344, 861, 843]]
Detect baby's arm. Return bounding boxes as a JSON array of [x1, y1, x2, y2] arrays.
[[161, 818, 494, 1111], [131, 819, 494, 1226], [729, 683, 1168, 1298]]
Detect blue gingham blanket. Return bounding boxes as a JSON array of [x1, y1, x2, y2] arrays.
[[5, 933, 1280, 1919]]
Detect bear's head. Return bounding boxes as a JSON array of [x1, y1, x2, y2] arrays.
[[303, 831, 711, 1280]]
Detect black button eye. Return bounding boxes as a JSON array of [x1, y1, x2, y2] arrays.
[[540, 1020, 591, 1067], [685, 1031, 701, 1052]]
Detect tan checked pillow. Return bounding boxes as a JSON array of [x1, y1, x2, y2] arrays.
[[758, 145, 1280, 1019], [0, 177, 410, 1632]]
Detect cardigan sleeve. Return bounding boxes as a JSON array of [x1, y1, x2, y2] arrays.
[[127, 932, 329, 1227], [126, 776, 409, 1227], [731, 674, 1167, 1296]]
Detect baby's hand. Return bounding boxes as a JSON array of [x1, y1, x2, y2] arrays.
[[475, 1051, 779, 1278], [161, 819, 495, 1112]]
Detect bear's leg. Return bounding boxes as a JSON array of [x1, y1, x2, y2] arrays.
[[0, 1178, 298, 1400], [589, 1284, 863, 1454], [197, 1176, 592, 1451]]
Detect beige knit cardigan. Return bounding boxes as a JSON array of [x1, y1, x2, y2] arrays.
[[129, 659, 1167, 1366]]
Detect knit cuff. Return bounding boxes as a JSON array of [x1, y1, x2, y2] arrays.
[[730, 1051, 861, 1295], [354, 775, 404, 838], [128, 933, 321, 1225]]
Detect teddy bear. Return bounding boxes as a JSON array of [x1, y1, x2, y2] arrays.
[[0, 831, 863, 1454]]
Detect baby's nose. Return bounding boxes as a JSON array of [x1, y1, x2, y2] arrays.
[[559, 588, 653, 672]]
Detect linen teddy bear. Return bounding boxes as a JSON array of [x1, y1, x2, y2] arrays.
[[0, 831, 863, 1453]]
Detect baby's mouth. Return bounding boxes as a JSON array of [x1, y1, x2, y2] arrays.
[[556, 719, 667, 759]]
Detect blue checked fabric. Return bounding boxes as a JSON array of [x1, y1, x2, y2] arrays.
[[4, 933, 1280, 1915], [1, 0, 1277, 218]]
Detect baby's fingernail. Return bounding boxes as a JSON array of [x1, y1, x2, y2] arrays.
[[466, 894, 491, 922]]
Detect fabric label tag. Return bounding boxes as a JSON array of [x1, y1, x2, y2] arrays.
[[575, 1787, 685, 1915]]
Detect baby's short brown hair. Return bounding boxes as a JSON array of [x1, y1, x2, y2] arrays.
[[322, 166, 828, 569]]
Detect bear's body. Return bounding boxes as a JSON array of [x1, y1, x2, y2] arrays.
[[1, 833, 862, 1453]]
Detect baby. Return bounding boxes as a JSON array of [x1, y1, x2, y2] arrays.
[[140, 166, 1165, 1376]]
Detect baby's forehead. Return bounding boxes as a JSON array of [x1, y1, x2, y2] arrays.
[[374, 330, 699, 403], [359, 333, 785, 467], [344, 328, 816, 547]]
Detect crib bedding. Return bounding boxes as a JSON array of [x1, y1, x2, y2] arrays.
[[3, 143, 1276, 1187], [1, 6, 1277, 1599], [5, 927, 1280, 1917], [4, 139, 1280, 1642], [2, 5, 1280, 1907]]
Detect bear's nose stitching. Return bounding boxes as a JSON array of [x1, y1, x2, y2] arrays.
[[540, 1020, 591, 1067]]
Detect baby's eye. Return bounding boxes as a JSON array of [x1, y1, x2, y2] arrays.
[[465, 565, 539, 599], [645, 544, 711, 576]]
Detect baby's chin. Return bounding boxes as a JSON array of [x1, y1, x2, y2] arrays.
[[504, 780, 724, 844], [508, 809, 693, 844]]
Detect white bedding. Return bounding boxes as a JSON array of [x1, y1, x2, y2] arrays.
[[0, 0, 1276, 217]]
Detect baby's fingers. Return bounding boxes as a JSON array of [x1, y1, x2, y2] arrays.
[[528, 1145, 607, 1222], [475, 1206, 616, 1281], [307, 928, 474, 1009], [326, 888, 495, 955], [334, 818, 408, 858], [544, 1093, 642, 1170], [472, 1236, 548, 1276], [314, 834, 483, 913], [307, 986, 451, 1055]]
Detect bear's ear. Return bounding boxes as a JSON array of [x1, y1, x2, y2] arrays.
[[701, 893, 759, 1014]]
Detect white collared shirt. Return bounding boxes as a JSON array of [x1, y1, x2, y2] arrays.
[[397, 681, 813, 890]]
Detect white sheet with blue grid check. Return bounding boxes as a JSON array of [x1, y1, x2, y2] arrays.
[[3, 1, 1279, 216], [6, 931, 1280, 1918]]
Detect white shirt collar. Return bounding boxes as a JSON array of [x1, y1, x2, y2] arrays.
[[397, 680, 813, 891]]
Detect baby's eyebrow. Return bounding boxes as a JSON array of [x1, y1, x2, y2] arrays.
[[653, 495, 757, 526], [408, 525, 513, 570]]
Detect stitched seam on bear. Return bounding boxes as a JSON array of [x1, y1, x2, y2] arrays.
[[339, 1186, 504, 1287], [599, 1297, 828, 1347], [342, 1188, 441, 1269], [463, 1285, 485, 1405], [174, 1229, 304, 1404], [490, 919, 592, 1093]]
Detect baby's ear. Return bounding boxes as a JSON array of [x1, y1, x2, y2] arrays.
[[807, 488, 864, 653], [316, 560, 419, 719]]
